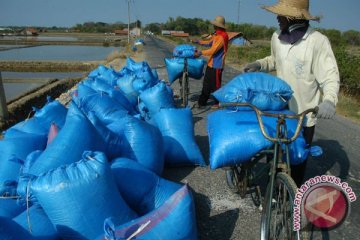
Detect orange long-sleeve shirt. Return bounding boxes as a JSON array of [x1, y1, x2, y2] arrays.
[[199, 29, 229, 69]]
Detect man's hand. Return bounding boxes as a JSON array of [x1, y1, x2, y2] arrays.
[[243, 61, 261, 72], [317, 100, 336, 119], [191, 39, 200, 44], [194, 50, 202, 58]]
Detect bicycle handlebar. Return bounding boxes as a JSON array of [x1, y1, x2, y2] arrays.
[[219, 102, 319, 144]]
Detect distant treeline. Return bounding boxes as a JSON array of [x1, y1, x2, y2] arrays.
[[72, 20, 142, 33], [144, 17, 360, 46], [1, 20, 142, 33]]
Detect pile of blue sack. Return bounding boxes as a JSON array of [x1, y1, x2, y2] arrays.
[[207, 72, 311, 169], [164, 44, 206, 83], [0, 57, 204, 240]]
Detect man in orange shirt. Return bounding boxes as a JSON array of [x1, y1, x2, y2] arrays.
[[193, 16, 229, 108]]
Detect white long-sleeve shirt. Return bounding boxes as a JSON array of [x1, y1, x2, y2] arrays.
[[257, 27, 340, 126]]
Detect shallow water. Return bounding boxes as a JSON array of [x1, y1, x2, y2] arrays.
[[0, 45, 118, 61], [0, 43, 115, 101], [1, 72, 84, 102]]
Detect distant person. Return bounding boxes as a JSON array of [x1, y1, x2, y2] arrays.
[[193, 16, 229, 109], [243, 0, 340, 186]]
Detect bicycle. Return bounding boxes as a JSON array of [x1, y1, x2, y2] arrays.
[[178, 58, 189, 107], [219, 102, 318, 240]]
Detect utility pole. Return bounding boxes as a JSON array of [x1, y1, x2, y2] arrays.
[[0, 72, 9, 121], [127, 0, 131, 43]]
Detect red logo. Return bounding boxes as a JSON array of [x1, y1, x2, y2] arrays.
[[303, 184, 349, 228]]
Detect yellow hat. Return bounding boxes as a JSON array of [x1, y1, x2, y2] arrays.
[[262, 0, 320, 21], [210, 16, 226, 29]]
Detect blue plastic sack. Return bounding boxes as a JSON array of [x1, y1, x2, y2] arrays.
[[165, 58, 205, 84], [0, 133, 47, 196], [116, 74, 139, 106], [207, 109, 309, 169], [88, 65, 120, 86], [21, 150, 43, 174], [107, 88, 138, 115], [27, 102, 107, 176], [139, 81, 175, 117], [0, 216, 35, 240], [13, 205, 60, 240], [77, 89, 128, 125], [26, 151, 137, 240], [0, 199, 26, 218], [173, 44, 197, 58], [135, 38, 145, 45], [99, 184, 198, 240], [137, 101, 150, 121], [119, 115, 164, 175], [165, 58, 183, 83], [125, 57, 151, 72], [152, 69, 159, 79], [86, 112, 125, 159], [4, 99, 67, 137], [78, 81, 137, 115], [132, 69, 159, 93], [75, 81, 97, 98], [153, 108, 205, 166], [213, 72, 293, 111], [111, 158, 182, 215], [83, 78, 113, 93], [88, 64, 109, 78], [187, 58, 205, 79]]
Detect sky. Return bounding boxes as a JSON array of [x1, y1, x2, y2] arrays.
[[0, 0, 359, 32]]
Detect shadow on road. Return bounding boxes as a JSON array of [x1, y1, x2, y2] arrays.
[[162, 166, 196, 182], [192, 189, 239, 240], [195, 135, 210, 165], [305, 139, 350, 181]]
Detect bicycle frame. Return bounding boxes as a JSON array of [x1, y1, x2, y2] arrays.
[[220, 102, 318, 239], [179, 58, 189, 107]]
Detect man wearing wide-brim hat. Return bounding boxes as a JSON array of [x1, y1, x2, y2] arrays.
[[193, 16, 229, 108], [243, 0, 340, 187]]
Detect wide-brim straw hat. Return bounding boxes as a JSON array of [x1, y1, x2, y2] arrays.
[[262, 0, 320, 21], [210, 16, 227, 29]]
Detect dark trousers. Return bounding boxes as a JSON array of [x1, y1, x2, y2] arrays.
[[291, 126, 315, 187], [198, 66, 223, 106]]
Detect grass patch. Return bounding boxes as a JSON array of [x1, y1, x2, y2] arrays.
[[105, 43, 136, 62], [105, 50, 124, 62], [336, 92, 360, 123]]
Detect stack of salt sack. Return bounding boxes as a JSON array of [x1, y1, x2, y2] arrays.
[[0, 58, 202, 239], [208, 72, 309, 169], [0, 98, 67, 219], [76, 59, 205, 168], [165, 44, 206, 83]]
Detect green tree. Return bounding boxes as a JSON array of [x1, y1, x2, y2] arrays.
[[342, 30, 360, 46], [144, 23, 161, 34]]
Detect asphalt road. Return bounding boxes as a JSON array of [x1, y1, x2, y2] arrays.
[[142, 35, 360, 240]]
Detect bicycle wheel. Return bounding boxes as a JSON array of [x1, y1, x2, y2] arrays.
[[225, 166, 250, 198], [260, 172, 308, 240], [225, 167, 240, 193]]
